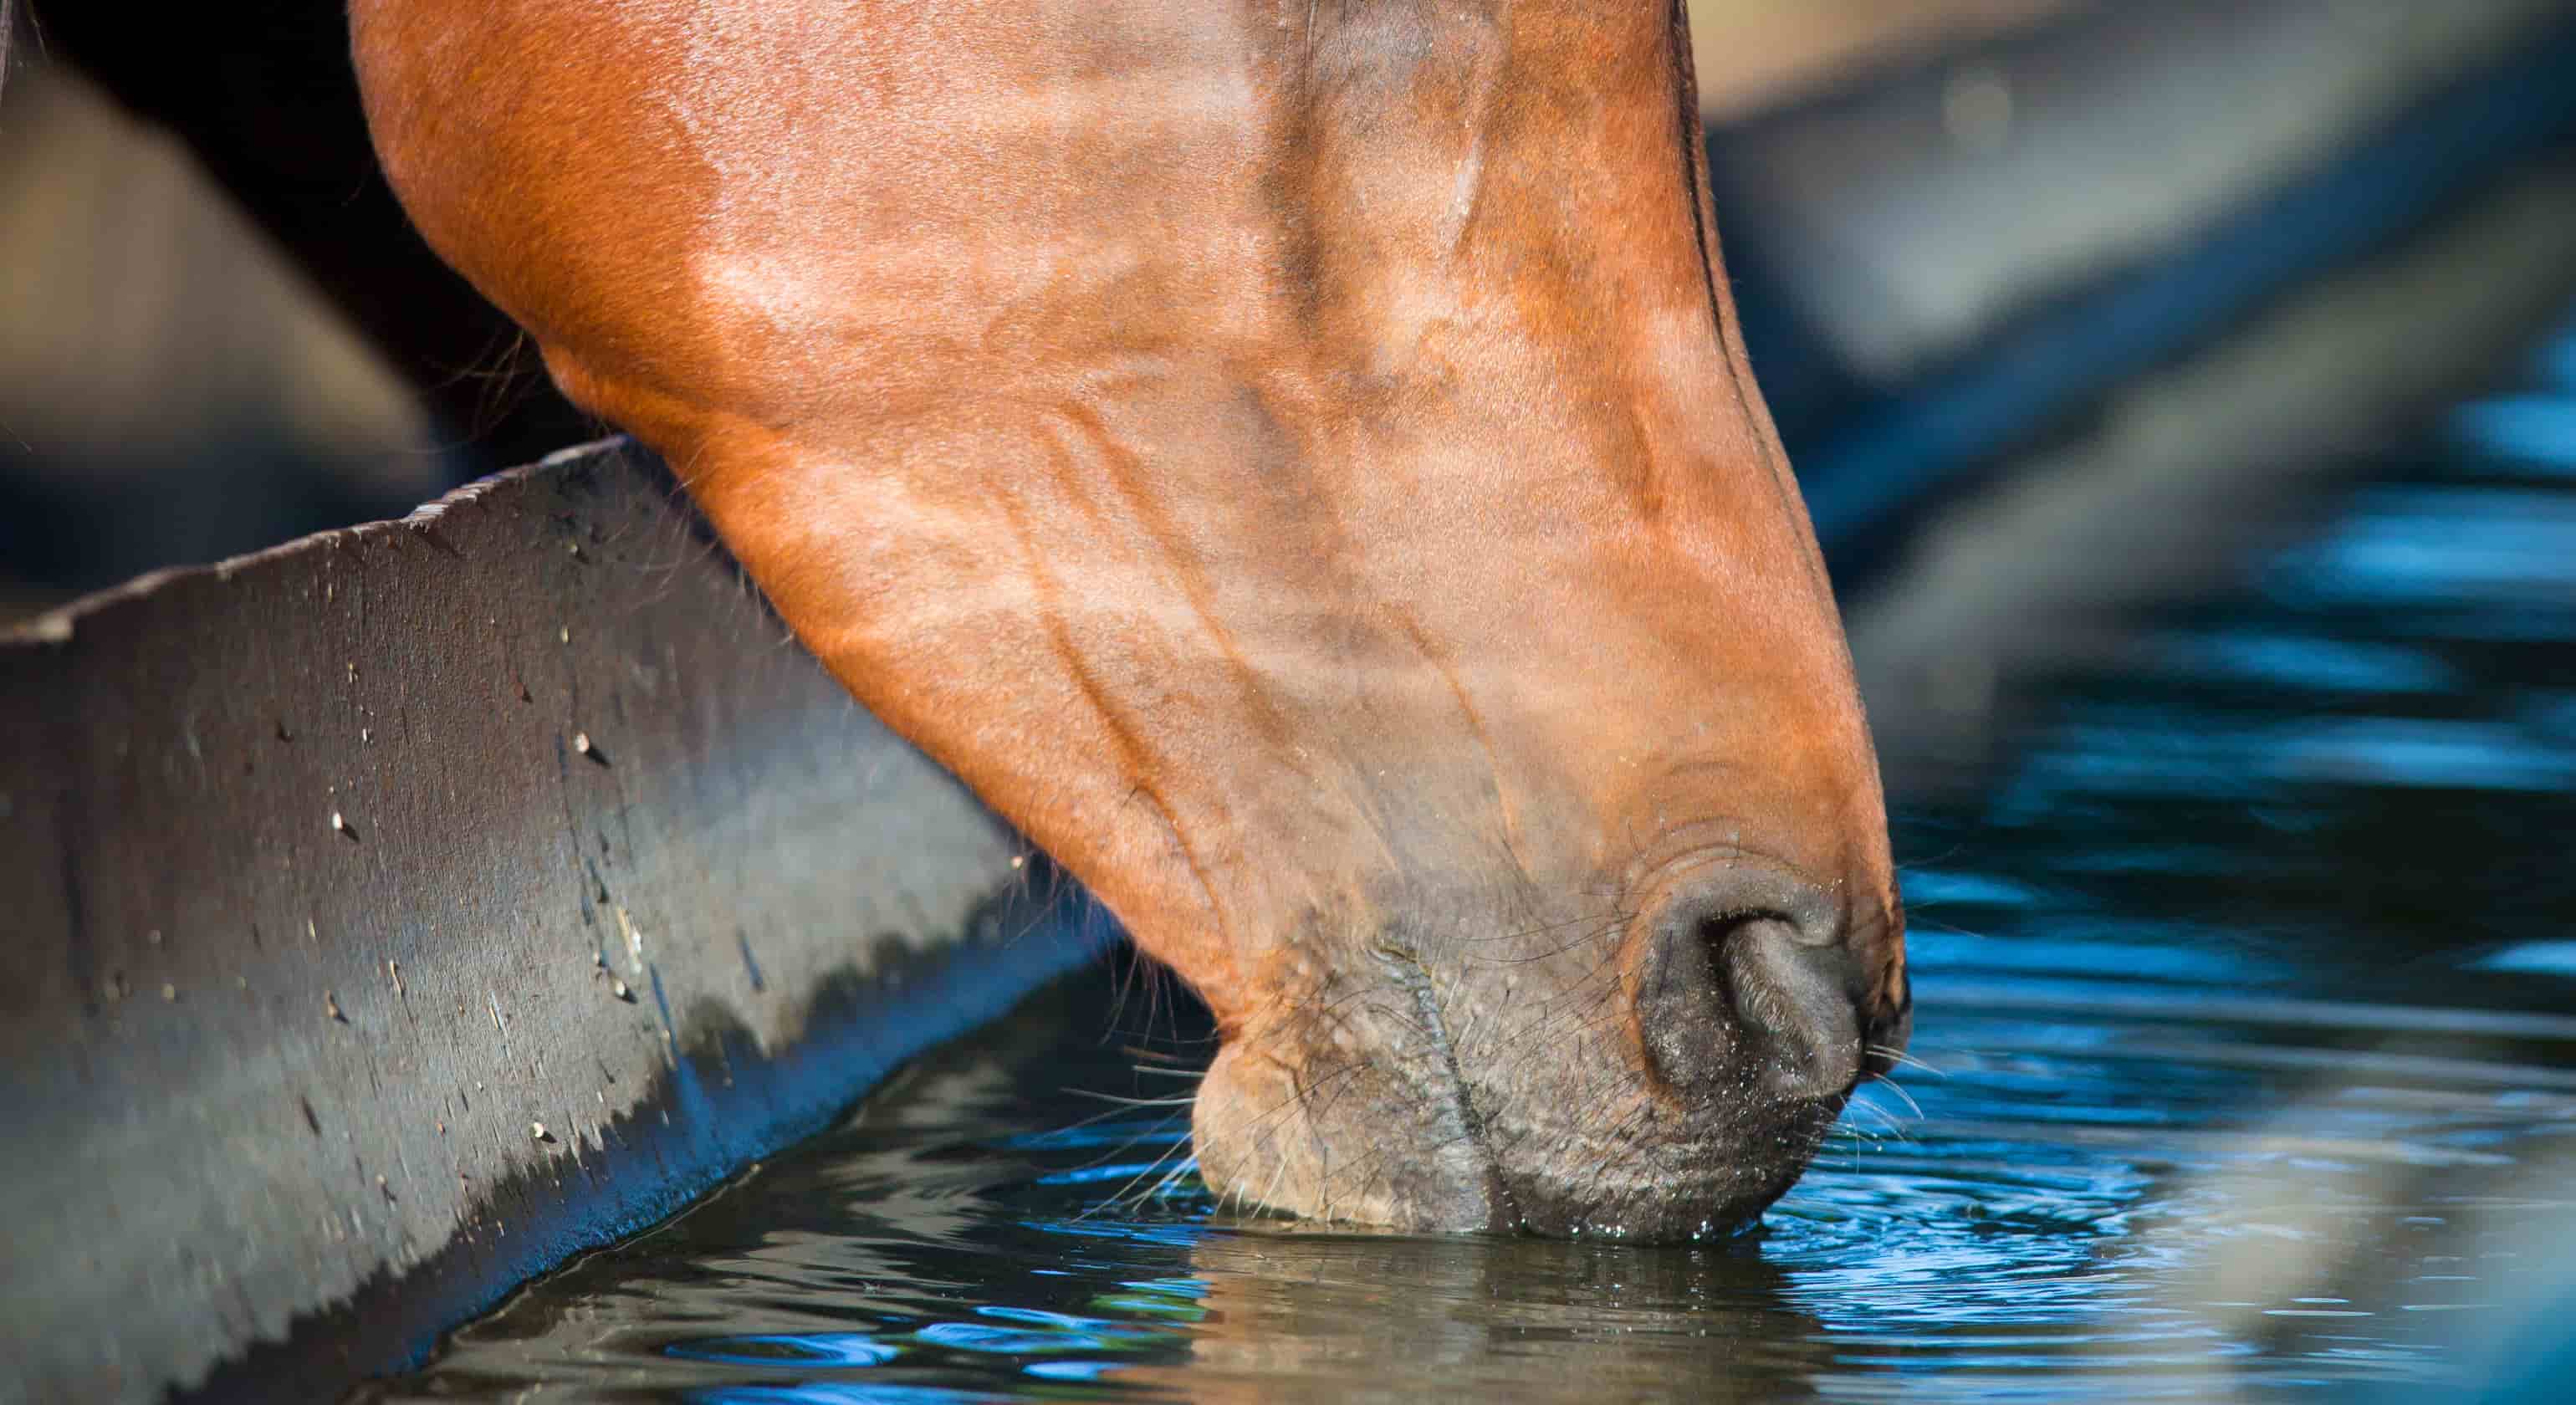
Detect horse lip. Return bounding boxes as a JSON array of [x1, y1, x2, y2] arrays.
[[1370, 945, 1520, 1233], [1470, 1059, 1855, 1241], [1495, 1152, 1822, 1242]]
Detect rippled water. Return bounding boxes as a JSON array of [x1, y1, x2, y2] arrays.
[[364, 324, 2576, 1402]]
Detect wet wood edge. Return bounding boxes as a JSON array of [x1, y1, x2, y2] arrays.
[[0, 440, 1111, 1402]]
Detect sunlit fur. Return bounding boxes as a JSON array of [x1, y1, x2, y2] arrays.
[[352, 0, 1909, 1239]]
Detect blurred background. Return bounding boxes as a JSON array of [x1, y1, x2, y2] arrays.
[[0, 3, 448, 616]]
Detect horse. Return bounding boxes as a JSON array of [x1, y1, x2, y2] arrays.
[[348, 0, 1909, 1239]]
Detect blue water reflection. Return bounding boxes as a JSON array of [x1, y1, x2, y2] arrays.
[[667, 1335, 902, 1367], [693, 1387, 994, 1405], [2451, 395, 2576, 470], [2149, 629, 2458, 694], [2539, 330, 2576, 389]]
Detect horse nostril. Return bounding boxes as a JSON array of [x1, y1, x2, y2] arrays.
[[1718, 914, 1866, 1100], [1634, 871, 1866, 1102]]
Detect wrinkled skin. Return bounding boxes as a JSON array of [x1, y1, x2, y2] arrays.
[[352, 0, 1909, 1239]]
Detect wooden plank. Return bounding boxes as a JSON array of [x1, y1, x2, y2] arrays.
[[0, 441, 1105, 1402]]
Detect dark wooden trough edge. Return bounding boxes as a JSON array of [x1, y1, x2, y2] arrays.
[[0, 441, 1113, 1403]]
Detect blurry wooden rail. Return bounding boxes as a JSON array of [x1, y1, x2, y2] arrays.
[[1686, 0, 2070, 119]]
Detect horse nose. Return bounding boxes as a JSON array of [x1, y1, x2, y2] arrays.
[[1633, 868, 1866, 1102]]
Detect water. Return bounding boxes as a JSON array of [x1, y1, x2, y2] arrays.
[[364, 323, 2576, 1403]]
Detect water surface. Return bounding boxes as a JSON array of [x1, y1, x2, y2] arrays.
[[363, 323, 2576, 1403]]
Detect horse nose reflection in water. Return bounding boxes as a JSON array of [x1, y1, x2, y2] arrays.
[[1137, 1228, 1829, 1402], [353, 0, 1909, 1239]]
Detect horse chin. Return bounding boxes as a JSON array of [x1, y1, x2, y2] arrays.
[[1188, 1012, 1852, 1243], [1487, 1104, 1848, 1242]]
